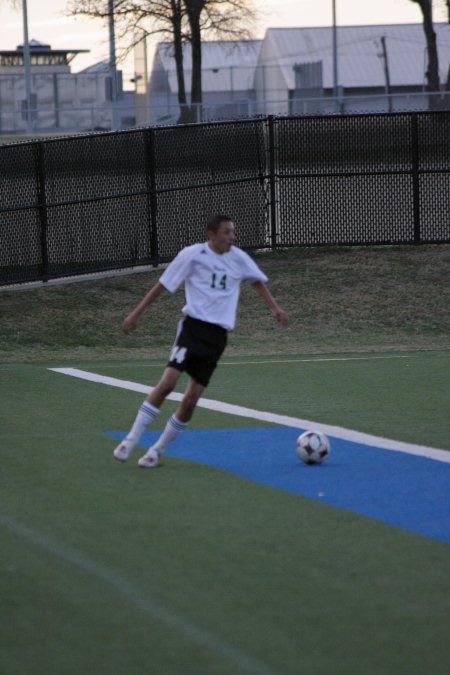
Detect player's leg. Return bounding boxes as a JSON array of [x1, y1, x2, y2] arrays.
[[175, 377, 206, 422], [137, 316, 226, 468], [147, 366, 183, 409], [137, 377, 205, 468], [113, 367, 182, 461]]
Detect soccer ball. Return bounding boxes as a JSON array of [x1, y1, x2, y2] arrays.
[[296, 430, 330, 464]]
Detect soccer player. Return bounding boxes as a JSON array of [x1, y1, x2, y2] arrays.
[[113, 214, 289, 468]]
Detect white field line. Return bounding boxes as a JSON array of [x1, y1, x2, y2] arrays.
[[0, 515, 281, 675], [90, 354, 417, 369], [221, 355, 417, 366], [49, 367, 450, 464]]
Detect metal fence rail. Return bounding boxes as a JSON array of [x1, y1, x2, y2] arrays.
[[1, 111, 449, 286]]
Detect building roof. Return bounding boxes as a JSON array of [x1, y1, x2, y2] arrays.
[[154, 40, 262, 93], [263, 23, 450, 90], [0, 39, 88, 66], [79, 60, 110, 74]]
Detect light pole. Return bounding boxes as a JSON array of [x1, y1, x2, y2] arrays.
[[109, 0, 119, 130], [22, 0, 33, 133], [333, 0, 339, 112], [332, 0, 339, 112]]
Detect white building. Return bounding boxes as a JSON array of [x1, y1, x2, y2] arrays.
[[0, 40, 127, 134], [137, 22, 450, 125], [135, 39, 262, 126], [255, 23, 450, 115]]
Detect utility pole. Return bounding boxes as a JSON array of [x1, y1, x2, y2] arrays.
[[332, 0, 339, 112], [380, 36, 393, 112], [22, 0, 33, 133], [108, 0, 119, 130]]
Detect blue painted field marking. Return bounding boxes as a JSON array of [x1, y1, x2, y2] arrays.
[[108, 427, 450, 545]]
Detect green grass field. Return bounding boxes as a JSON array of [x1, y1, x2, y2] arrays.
[[1, 245, 449, 675]]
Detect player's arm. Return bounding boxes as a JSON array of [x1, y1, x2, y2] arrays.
[[122, 281, 166, 333], [251, 280, 289, 326]]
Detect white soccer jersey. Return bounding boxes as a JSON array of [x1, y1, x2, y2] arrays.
[[159, 243, 268, 330]]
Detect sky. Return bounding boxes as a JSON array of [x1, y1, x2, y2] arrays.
[[0, 0, 438, 90]]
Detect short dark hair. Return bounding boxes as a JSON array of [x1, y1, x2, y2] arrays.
[[206, 214, 233, 233]]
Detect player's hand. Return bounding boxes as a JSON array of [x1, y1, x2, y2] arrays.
[[275, 309, 289, 327], [122, 313, 139, 334]]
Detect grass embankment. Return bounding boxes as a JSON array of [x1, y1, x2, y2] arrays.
[[1, 244, 449, 363]]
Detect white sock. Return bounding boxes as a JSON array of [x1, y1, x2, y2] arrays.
[[151, 414, 187, 454], [126, 401, 159, 443]]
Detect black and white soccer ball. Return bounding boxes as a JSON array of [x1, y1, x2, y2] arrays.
[[296, 430, 330, 465]]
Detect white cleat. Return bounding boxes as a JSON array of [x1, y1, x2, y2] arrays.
[[113, 439, 136, 462], [137, 447, 160, 468]]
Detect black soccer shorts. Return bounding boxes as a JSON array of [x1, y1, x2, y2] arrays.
[[167, 315, 228, 387]]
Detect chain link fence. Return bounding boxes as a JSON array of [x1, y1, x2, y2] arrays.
[[1, 111, 449, 286]]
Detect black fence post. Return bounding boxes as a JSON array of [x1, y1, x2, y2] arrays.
[[411, 113, 421, 243], [268, 115, 278, 249], [33, 142, 49, 281], [144, 128, 159, 262]]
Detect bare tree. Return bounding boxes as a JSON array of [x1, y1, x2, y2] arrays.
[[409, 0, 450, 106], [67, 1, 191, 119], [184, 0, 257, 120], [410, 0, 440, 105], [67, 0, 257, 123], [440, 0, 450, 92], [184, 0, 205, 113]]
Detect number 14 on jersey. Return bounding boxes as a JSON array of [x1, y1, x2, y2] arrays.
[[211, 273, 227, 290]]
